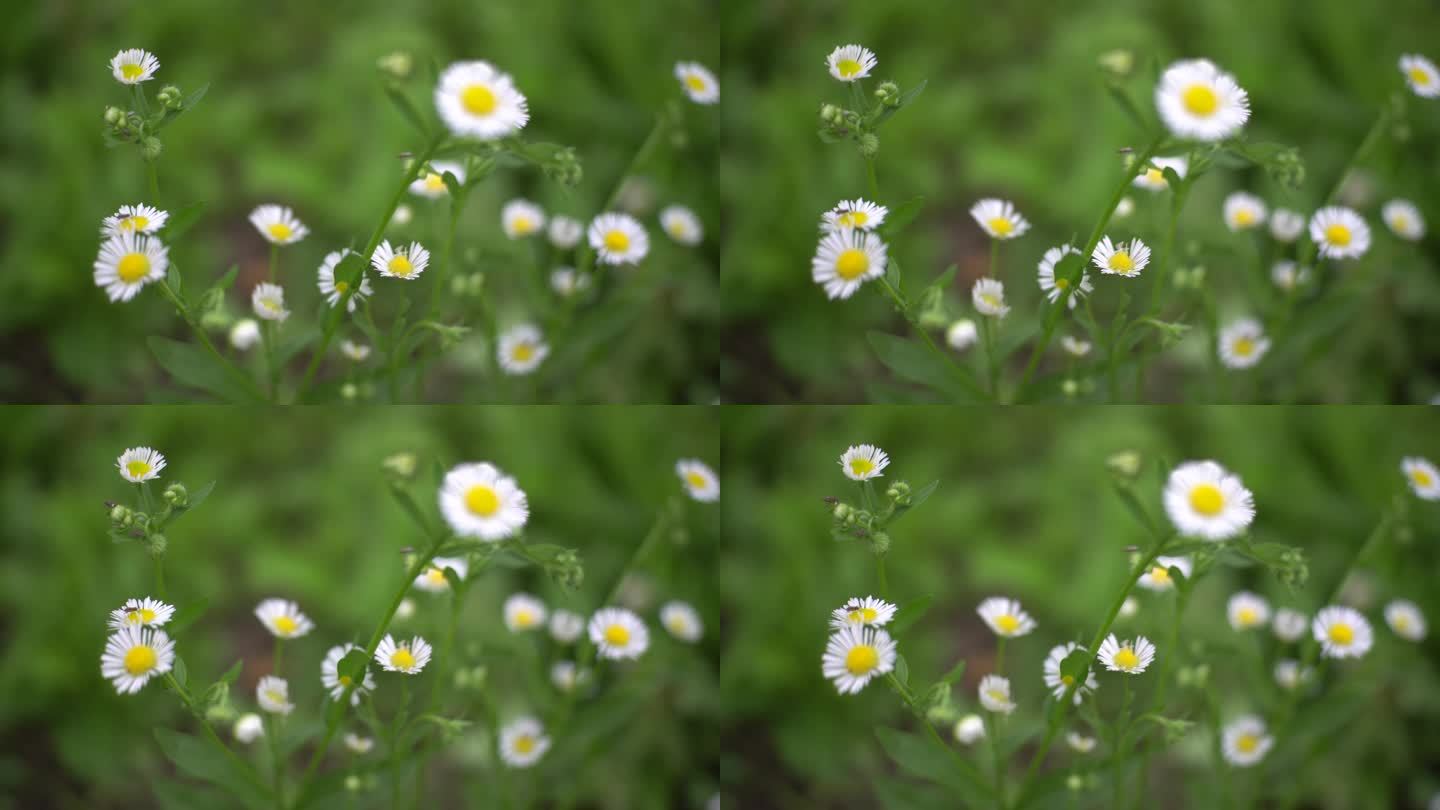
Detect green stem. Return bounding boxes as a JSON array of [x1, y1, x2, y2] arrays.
[[263, 321, 279, 401], [391, 678, 409, 809], [876, 554, 889, 599], [147, 161, 160, 200], [412, 572, 471, 808], [995, 637, 1007, 677], [165, 673, 272, 797], [1112, 677, 1132, 807], [988, 711, 1006, 809], [153, 555, 166, 598], [874, 276, 991, 402], [155, 279, 267, 402], [426, 192, 466, 320], [865, 157, 880, 201], [980, 316, 999, 397]]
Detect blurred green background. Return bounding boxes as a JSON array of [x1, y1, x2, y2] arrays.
[[0, 0, 718, 403], [720, 406, 1440, 808], [0, 405, 719, 809], [720, 0, 1440, 403]]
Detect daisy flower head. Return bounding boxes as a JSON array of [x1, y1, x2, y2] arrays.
[[504, 593, 548, 633], [1312, 605, 1373, 659], [1037, 245, 1091, 309], [394, 598, 417, 621], [826, 44, 877, 82], [978, 674, 1016, 714], [371, 239, 430, 280], [1119, 596, 1140, 619], [1273, 659, 1311, 690], [497, 323, 549, 375], [1067, 732, 1097, 753], [1098, 633, 1155, 674], [502, 199, 546, 239], [499, 716, 551, 768], [116, 446, 166, 482], [550, 267, 591, 298], [1132, 156, 1188, 191], [550, 661, 588, 692], [1385, 599, 1427, 641], [110, 48, 160, 84], [588, 212, 650, 265], [977, 597, 1036, 638], [317, 249, 372, 312], [1223, 192, 1268, 231], [548, 216, 584, 249], [821, 199, 888, 232], [230, 319, 261, 351], [1402, 457, 1440, 500], [1272, 608, 1307, 642], [340, 340, 371, 362], [1092, 236, 1150, 277], [1155, 59, 1250, 141], [414, 556, 468, 593], [660, 205, 704, 245], [94, 232, 168, 302], [1227, 591, 1272, 631], [588, 607, 650, 660], [1163, 460, 1256, 541], [947, 319, 978, 351], [322, 643, 376, 703], [676, 458, 720, 502], [249, 205, 308, 246], [661, 600, 704, 642], [549, 610, 585, 644], [1136, 555, 1192, 592], [674, 61, 719, 104], [970, 198, 1030, 240], [234, 713, 264, 744], [257, 675, 294, 715], [102, 203, 169, 237], [830, 596, 898, 630], [251, 282, 289, 322], [435, 60, 530, 140], [821, 624, 896, 694], [1044, 642, 1099, 703], [839, 444, 889, 481], [108, 597, 175, 630], [1114, 196, 1136, 218], [972, 277, 1009, 318], [812, 228, 887, 300], [409, 161, 466, 199], [1400, 54, 1440, 98], [1222, 715, 1273, 767], [1270, 208, 1305, 242], [1218, 318, 1270, 369], [344, 733, 374, 754], [439, 462, 528, 541], [1308, 207, 1370, 260], [375, 634, 432, 674], [1382, 199, 1425, 241], [1061, 336, 1092, 358], [392, 204, 414, 227], [1270, 261, 1311, 291], [954, 714, 985, 745], [101, 625, 175, 694], [255, 599, 314, 639]]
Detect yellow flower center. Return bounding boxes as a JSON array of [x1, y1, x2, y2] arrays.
[[1113, 647, 1139, 670], [274, 616, 298, 636], [604, 624, 631, 647], [267, 223, 293, 242], [1234, 209, 1255, 227], [835, 248, 870, 280], [1055, 278, 1069, 290], [1412, 468, 1435, 488], [461, 84, 497, 115], [464, 485, 500, 517], [391, 647, 416, 669], [425, 568, 448, 586], [514, 735, 536, 754], [126, 459, 152, 478], [1237, 607, 1258, 626], [684, 471, 709, 490], [603, 229, 630, 253], [121, 215, 149, 232], [845, 644, 878, 674], [667, 615, 689, 634], [1233, 337, 1256, 357], [1188, 483, 1224, 516], [1061, 674, 1075, 687], [988, 217, 1013, 236], [1392, 214, 1410, 232], [127, 608, 156, 624], [117, 253, 151, 284], [1236, 734, 1258, 753], [121, 63, 145, 80], [262, 298, 282, 313], [1150, 566, 1170, 584], [986, 688, 1008, 703], [1145, 168, 1166, 186], [514, 609, 536, 628], [838, 211, 868, 228], [1181, 83, 1218, 116], [848, 607, 878, 623], [124, 645, 157, 675], [264, 689, 286, 705], [995, 614, 1020, 634], [511, 342, 536, 363], [1108, 252, 1134, 273], [1394, 615, 1411, 632], [389, 255, 414, 277], [836, 58, 863, 78], [981, 293, 1002, 309], [1325, 224, 1351, 247], [1327, 622, 1354, 646], [339, 674, 353, 687], [424, 173, 446, 192], [512, 216, 536, 235], [1409, 66, 1432, 85], [334, 281, 349, 294], [684, 75, 707, 92], [848, 457, 875, 476], [667, 221, 689, 238]]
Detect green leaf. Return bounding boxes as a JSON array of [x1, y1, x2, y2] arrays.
[[388, 482, 435, 539], [337, 649, 369, 683], [168, 597, 211, 636], [878, 196, 926, 240], [173, 655, 188, 688], [441, 562, 464, 592], [874, 726, 990, 796], [161, 201, 208, 242], [148, 337, 264, 403], [275, 324, 320, 366], [890, 594, 935, 636], [871, 79, 928, 128], [216, 659, 244, 686], [937, 658, 967, 687], [889, 480, 940, 527], [867, 331, 984, 402], [383, 83, 429, 136], [1058, 647, 1091, 687], [894, 654, 910, 689], [1104, 81, 1149, 131], [153, 728, 266, 804], [166, 264, 183, 295], [440, 170, 464, 199]]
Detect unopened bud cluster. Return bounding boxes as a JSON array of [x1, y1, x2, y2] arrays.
[[830, 480, 922, 556], [545, 548, 585, 592]]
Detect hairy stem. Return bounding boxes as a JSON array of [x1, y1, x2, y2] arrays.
[[156, 279, 266, 402]]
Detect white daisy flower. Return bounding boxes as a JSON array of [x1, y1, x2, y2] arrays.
[[1037, 245, 1091, 309], [499, 716, 551, 768], [821, 199, 888, 232], [1273, 659, 1311, 690], [233, 713, 264, 744], [394, 598, 417, 621], [100, 625, 175, 694], [1218, 319, 1270, 369], [826, 44, 877, 82], [317, 249, 372, 312], [677, 458, 721, 502], [409, 161, 466, 199], [371, 239, 430, 280], [1136, 555, 1192, 592], [1092, 236, 1150, 277], [1223, 192, 1267, 231], [978, 674, 1016, 714], [674, 61, 719, 104], [344, 733, 374, 754], [547, 216, 584, 250], [340, 340, 371, 362], [504, 593, 548, 633], [1097, 633, 1155, 674], [108, 597, 176, 630], [661, 600, 704, 642], [497, 323, 548, 375], [549, 267, 591, 297], [588, 607, 650, 660], [550, 661, 588, 692], [251, 282, 289, 322], [1400, 54, 1440, 98], [102, 203, 169, 237], [1312, 605, 1373, 659], [972, 277, 1009, 318], [230, 319, 261, 351], [117, 446, 166, 482], [977, 597, 1037, 638], [1155, 59, 1250, 141], [954, 714, 986, 745], [438, 462, 529, 541], [1060, 336, 1092, 358], [1382, 199, 1425, 241], [414, 556, 468, 593], [321, 643, 376, 704], [970, 198, 1030, 240], [947, 319, 978, 351], [1402, 457, 1440, 500], [548, 610, 586, 644], [1270, 261, 1311, 291], [255, 599, 314, 639], [435, 61, 530, 140], [110, 48, 160, 84], [829, 595, 898, 630], [1270, 208, 1305, 242], [1272, 608, 1308, 642], [1384, 599, 1427, 641], [812, 228, 886, 300], [249, 205, 308, 246], [1132, 156, 1189, 191], [1119, 596, 1139, 619], [660, 205, 704, 245], [257, 675, 294, 715], [502, 199, 546, 239], [1066, 732, 1097, 753], [1163, 461, 1256, 541], [375, 634, 432, 674], [1044, 642, 1099, 703], [1308, 207, 1370, 260], [839, 444, 889, 481], [94, 232, 168, 302], [821, 624, 896, 694], [1114, 196, 1136, 218], [587, 212, 649, 265], [1227, 592, 1272, 631], [1221, 715, 1273, 767]]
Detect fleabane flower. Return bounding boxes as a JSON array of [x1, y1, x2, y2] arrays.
[[1221, 715, 1273, 767], [821, 199, 888, 232], [322, 643, 376, 703], [588, 212, 650, 265], [1114, 196, 1135, 218], [1272, 608, 1308, 642], [550, 661, 588, 692], [409, 161, 466, 199], [978, 674, 1016, 714], [826, 44, 877, 82], [340, 340, 371, 362], [255, 599, 314, 639], [504, 593, 548, 633], [102, 203, 169, 237], [108, 597, 175, 630], [371, 240, 430, 280], [970, 198, 1030, 240], [1044, 642, 1099, 704], [972, 277, 1010, 318], [234, 713, 264, 744], [1273, 659, 1312, 690], [1067, 733, 1097, 753], [660, 205, 704, 245], [954, 714, 985, 745], [839, 444, 889, 481], [497, 323, 549, 375], [661, 600, 704, 642], [947, 319, 978, 351], [1218, 319, 1270, 369], [1155, 59, 1250, 141], [548, 216, 584, 250], [94, 232, 168, 302], [230, 319, 261, 351], [1270, 208, 1305, 242], [1271, 261, 1311, 291], [1385, 599, 1427, 641], [1037, 245, 1091, 309], [1132, 156, 1188, 191], [1402, 457, 1440, 500], [344, 734, 374, 754], [1399, 54, 1440, 98], [1227, 592, 1272, 631], [674, 61, 719, 104], [1223, 192, 1267, 231], [1312, 605, 1373, 659], [821, 624, 896, 694], [439, 462, 529, 541], [1119, 596, 1139, 618], [251, 282, 289, 322], [1061, 336, 1092, 358], [829, 596, 897, 630], [977, 597, 1036, 638], [435, 60, 530, 140], [1382, 199, 1425, 241], [1308, 207, 1370, 260], [502, 199, 546, 239], [550, 267, 591, 298], [317, 249, 372, 312], [812, 228, 886, 300], [110, 49, 160, 84], [1136, 555, 1192, 592], [499, 716, 551, 768], [1098, 634, 1155, 674], [549, 610, 585, 644], [257, 675, 294, 715], [101, 625, 175, 694], [1092, 236, 1150, 277], [249, 205, 308, 245], [1163, 460, 1256, 541], [375, 634, 432, 674], [588, 607, 650, 660], [414, 556, 468, 593], [117, 446, 166, 482], [676, 458, 720, 502]]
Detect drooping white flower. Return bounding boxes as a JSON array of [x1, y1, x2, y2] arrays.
[[972, 277, 1009, 318], [1381, 199, 1425, 241], [661, 600, 704, 642], [660, 205, 704, 245], [251, 282, 289, 322], [1269, 208, 1305, 242], [256, 675, 294, 715], [1384, 599, 1427, 641], [978, 674, 1016, 714]]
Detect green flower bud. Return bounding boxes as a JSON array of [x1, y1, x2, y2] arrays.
[[147, 533, 168, 558], [1098, 49, 1134, 78], [109, 504, 131, 524], [141, 136, 163, 161], [870, 531, 891, 555], [104, 106, 124, 125], [858, 133, 880, 158], [1107, 451, 1142, 480], [345, 775, 362, 793], [341, 382, 358, 400], [1062, 378, 1080, 398], [819, 103, 841, 124], [157, 85, 182, 110], [163, 482, 188, 507], [1067, 774, 1085, 792], [875, 81, 901, 107], [832, 502, 853, 521], [383, 452, 418, 479], [885, 480, 912, 506], [377, 51, 413, 79]]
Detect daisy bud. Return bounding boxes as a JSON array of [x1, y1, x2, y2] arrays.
[[109, 504, 132, 525], [1062, 379, 1080, 398], [832, 502, 853, 521], [141, 136, 163, 161], [819, 103, 841, 124], [546, 549, 585, 592], [885, 481, 911, 506], [341, 383, 358, 400], [875, 81, 901, 107], [383, 452, 418, 480], [377, 51, 413, 79], [869, 531, 891, 555], [104, 106, 124, 125], [544, 147, 583, 187], [1067, 774, 1085, 793], [157, 85, 182, 109], [858, 133, 880, 158], [344, 775, 362, 793], [1098, 49, 1134, 78], [163, 482, 188, 507], [1106, 451, 1143, 480], [147, 532, 168, 558]]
